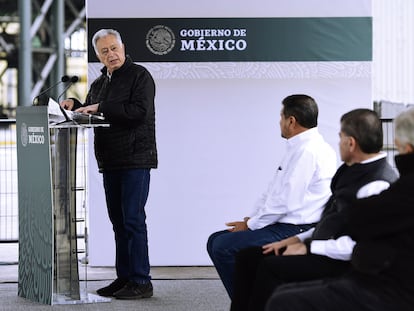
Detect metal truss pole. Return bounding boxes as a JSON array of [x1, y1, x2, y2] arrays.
[[18, 0, 32, 107], [16, 0, 84, 106], [51, 0, 65, 99]]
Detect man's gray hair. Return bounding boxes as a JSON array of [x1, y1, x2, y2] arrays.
[[395, 107, 414, 147], [92, 29, 123, 55]]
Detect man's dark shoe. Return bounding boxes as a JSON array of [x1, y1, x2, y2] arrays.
[[113, 281, 153, 300], [96, 278, 128, 297]]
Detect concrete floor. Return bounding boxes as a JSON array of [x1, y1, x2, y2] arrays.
[[0, 243, 220, 281], [0, 243, 230, 310]]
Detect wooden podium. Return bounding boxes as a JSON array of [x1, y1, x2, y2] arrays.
[[16, 106, 109, 305]]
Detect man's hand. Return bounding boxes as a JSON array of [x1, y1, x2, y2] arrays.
[[283, 242, 307, 256], [60, 99, 75, 110], [75, 103, 99, 114], [226, 217, 249, 232], [262, 236, 300, 255]]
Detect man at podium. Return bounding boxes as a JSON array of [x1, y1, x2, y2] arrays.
[[60, 28, 158, 300]]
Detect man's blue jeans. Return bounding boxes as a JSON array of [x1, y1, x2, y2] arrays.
[[103, 168, 151, 284], [206, 223, 313, 298]]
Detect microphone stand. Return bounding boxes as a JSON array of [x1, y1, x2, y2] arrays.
[[32, 75, 70, 106]]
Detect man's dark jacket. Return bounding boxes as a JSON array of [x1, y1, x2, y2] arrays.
[[310, 157, 398, 241], [347, 153, 414, 307], [74, 56, 157, 171]]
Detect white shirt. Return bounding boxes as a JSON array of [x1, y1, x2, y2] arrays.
[[296, 153, 393, 260], [247, 127, 337, 230]]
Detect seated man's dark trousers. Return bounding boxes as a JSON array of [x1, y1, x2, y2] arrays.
[[230, 246, 350, 311]]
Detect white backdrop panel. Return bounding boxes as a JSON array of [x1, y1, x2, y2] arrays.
[[88, 72, 371, 266], [86, 0, 371, 18]]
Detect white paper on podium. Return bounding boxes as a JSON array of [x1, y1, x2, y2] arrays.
[[47, 98, 105, 125], [47, 98, 67, 124]]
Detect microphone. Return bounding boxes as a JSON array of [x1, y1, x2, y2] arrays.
[[69, 75, 79, 83], [32, 75, 70, 105], [57, 75, 80, 104]]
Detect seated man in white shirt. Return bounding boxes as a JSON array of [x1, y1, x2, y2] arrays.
[[207, 94, 337, 299], [230, 108, 398, 311]]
